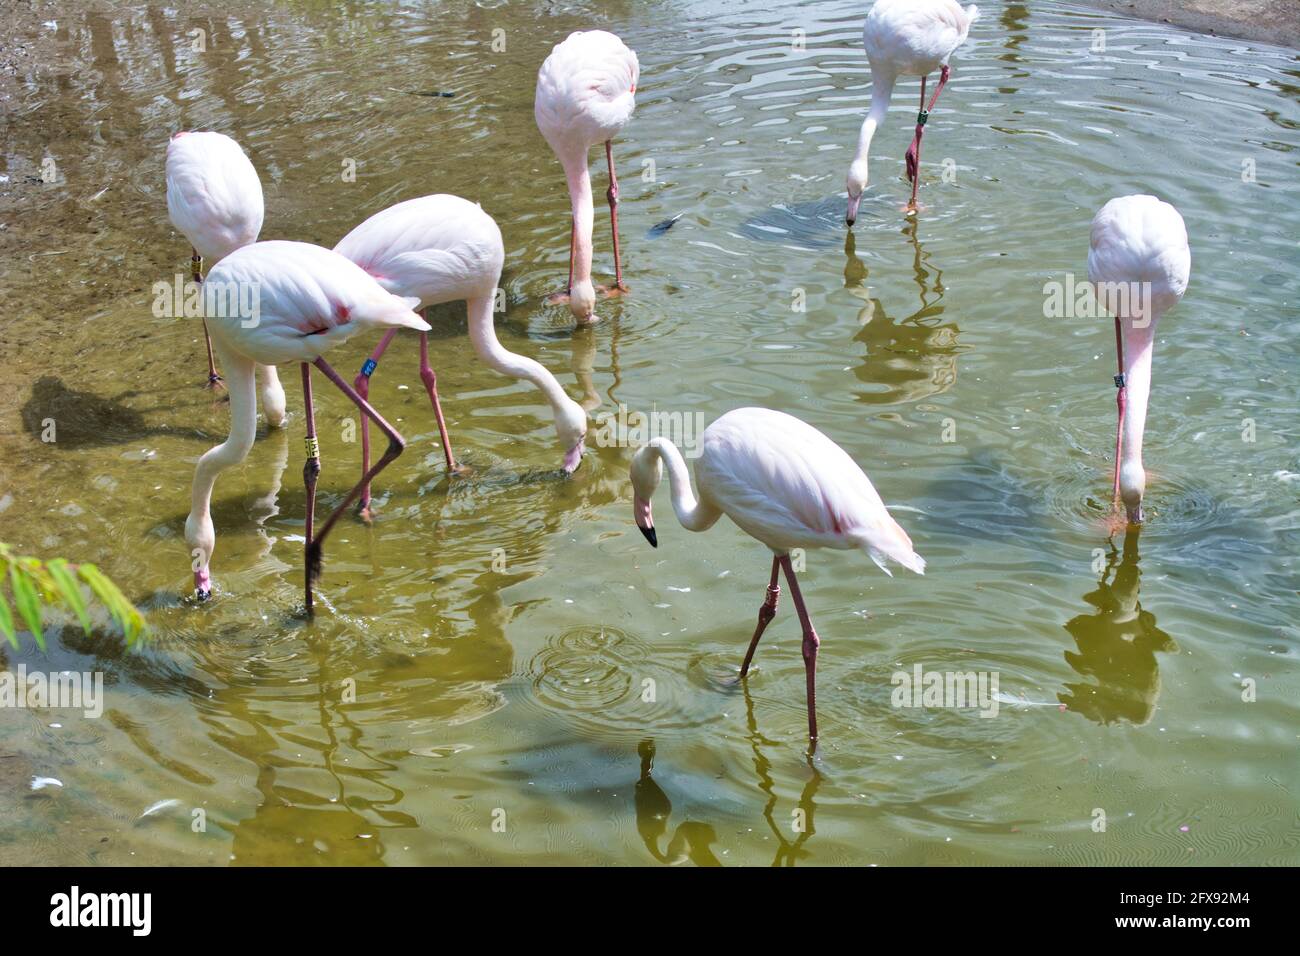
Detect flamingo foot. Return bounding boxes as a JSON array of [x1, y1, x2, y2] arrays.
[[204, 372, 225, 391], [596, 282, 629, 299], [545, 289, 573, 306], [446, 461, 475, 479], [355, 498, 375, 525]]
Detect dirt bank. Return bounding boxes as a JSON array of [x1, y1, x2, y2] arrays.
[[1083, 0, 1300, 48]]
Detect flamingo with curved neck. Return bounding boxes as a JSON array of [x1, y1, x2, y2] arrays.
[[630, 407, 925, 743], [334, 194, 588, 518]]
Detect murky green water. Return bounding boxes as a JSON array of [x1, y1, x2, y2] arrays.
[[1, 0, 1297, 865]]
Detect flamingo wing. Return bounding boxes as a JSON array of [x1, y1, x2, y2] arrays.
[[535, 30, 639, 151], [203, 241, 429, 365], [696, 408, 923, 573], [333, 194, 504, 305], [1088, 195, 1190, 314], [165, 131, 264, 262]]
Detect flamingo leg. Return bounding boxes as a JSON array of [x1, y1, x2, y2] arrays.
[[605, 140, 628, 292], [904, 65, 950, 211], [1112, 315, 1128, 511], [739, 557, 781, 678], [353, 328, 401, 522], [779, 554, 821, 742], [304, 357, 407, 614], [193, 249, 223, 389], [418, 327, 459, 474], [567, 215, 577, 295], [300, 363, 321, 613]]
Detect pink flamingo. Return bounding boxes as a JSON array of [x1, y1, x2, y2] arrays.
[[185, 240, 430, 612], [845, 0, 979, 223], [165, 131, 286, 422], [630, 407, 925, 741], [535, 29, 639, 323], [1088, 195, 1190, 524], [334, 194, 589, 519]]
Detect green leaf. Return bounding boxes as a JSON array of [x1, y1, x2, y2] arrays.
[[47, 559, 92, 635], [0, 590, 16, 650], [10, 564, 45, 652], [79, 564, 147, 646]]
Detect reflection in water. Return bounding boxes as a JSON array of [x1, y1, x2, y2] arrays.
[[1060, 527, 1176, 725], [743, 684, 822, 867], [845, 222, 963, 405], [634, 739, 721, 866]]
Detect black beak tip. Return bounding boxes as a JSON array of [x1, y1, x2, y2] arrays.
[[639, 525, 658, 548], [846, 217, 855, 227], [195, 588, 211, 602]]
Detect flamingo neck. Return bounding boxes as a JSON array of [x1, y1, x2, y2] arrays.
[[648, 438, 720, 532], [466, 294, 573, 423], [853, 71, 896, 178], [1115, 314, 1160, 515], [562, 154, 595, 288], [186, 345, 258, 590]]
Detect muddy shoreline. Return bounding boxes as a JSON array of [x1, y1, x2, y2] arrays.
[[1080, 0, 1300, 47]]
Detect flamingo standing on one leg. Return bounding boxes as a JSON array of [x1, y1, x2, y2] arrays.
[[1087, 195, 1190, 524], [185, 240, 430, 613], [629, 407, 925, 742], [535, 29, 639, 323], [333, 194, 590, 519], [844, 0, 979, 224], [165, 131, 287, 422]]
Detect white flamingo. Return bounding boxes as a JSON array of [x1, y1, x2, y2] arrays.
[[535, 29, 639, 323], [1087, 195, 1191, 524], [845, 0, 979, 223], [165, 130, 286, 422], [630, 407, 925, 741], [334, 194, 589, 518], [185, 240, 429, 612]]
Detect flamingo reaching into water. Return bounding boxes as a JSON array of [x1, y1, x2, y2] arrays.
[[185, 240, 429, 612], [630, 407, 925, 741], [1087, 195, 1190, 524], [165, 131, 287, 422], [535, 30, 639, 323], [334, 195, 589, 519], [845, 0, 979, 223]]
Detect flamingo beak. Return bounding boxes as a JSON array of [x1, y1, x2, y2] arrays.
[[846, 192, 862, 227], [634, 497, 656, 548], [194, 567, 212, 601], [1126, 502, 1144, 524], [563, 438, 585, 475]]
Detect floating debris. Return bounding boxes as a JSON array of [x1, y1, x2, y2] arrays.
[[31, 776, 63, 791], [647, 213, 683, 237]]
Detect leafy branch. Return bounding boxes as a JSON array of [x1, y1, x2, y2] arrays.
[[0, 542, 147, 651]]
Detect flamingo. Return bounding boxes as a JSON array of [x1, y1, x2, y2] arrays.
[[629, 407, 925, 741], [535, 29, 639, 323], [165, 131, 287, 423], [844, 0, 979, 223], [333, 194, 589, 518], [185, 240, 430, 613], [1087, 195, 1190, 524]]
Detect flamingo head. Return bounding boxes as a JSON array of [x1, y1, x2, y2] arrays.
[[845, 159, 869, 226], [185, 510, 215, 600], [1119, 461, 1146, 524], [556, 397, 588, 475], [567, 278, 597, 324], [629, 445, 664, 547]]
